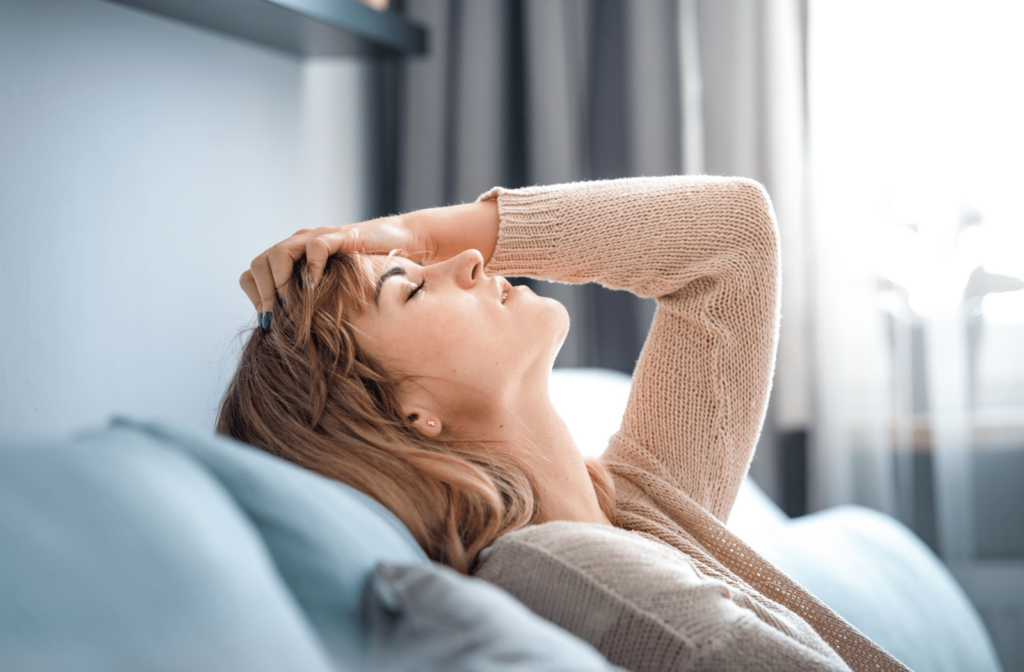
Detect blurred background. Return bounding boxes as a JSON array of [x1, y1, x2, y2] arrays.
[[1, 0, 1021, 668]]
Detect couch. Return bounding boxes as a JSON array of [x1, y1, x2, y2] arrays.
[[0, 369, 1002, 671]]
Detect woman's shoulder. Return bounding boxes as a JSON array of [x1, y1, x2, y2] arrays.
[[476, 520, 701, 583]]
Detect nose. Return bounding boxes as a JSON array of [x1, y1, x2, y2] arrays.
[[438, 248, 486, 290]]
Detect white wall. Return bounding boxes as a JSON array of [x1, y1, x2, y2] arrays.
[[0, 0, 368, 435]]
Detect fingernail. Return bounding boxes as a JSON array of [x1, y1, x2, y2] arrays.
[[262, 311, 273, 329], [277, 296, 286, 309], [257, 312, 264, 327]]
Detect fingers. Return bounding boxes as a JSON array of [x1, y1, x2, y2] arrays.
[[246, 227, 334, 317], [266, 233, 317, 299], [305, 229, 360, 286], [242, 222, 386, 319], [239, 270, 261, 312], [249, 254, 279, 317]]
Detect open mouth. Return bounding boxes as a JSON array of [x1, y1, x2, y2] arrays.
[[500, 278, 513, 304]]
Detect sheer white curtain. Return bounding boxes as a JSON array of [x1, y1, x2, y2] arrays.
[[808, 2, 1024, 666]]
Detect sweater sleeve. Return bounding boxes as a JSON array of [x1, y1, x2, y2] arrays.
[[480, 176, 780, 522]]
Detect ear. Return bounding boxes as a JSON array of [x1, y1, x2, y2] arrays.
[[403, 406, 443, 438], [397, 380, 443, 438]]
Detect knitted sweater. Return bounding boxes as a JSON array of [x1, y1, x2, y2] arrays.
[[477, 176, 909, 672]]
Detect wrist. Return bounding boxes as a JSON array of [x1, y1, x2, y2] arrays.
[[394, 211, 437, 264], [411, 201, 499, 265]]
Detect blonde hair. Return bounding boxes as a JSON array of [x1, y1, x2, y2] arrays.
[[217, 253, 615, 572]]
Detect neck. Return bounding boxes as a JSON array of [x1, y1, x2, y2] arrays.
[[471, 383, 612, 527]]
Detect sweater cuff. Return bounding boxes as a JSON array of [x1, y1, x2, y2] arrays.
[[478, 185, 565, 278]]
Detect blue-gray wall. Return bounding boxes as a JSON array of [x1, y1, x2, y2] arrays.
[[0, 0, 368, 434]]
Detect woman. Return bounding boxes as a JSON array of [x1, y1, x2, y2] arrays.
[[221, 176, 906, 672]]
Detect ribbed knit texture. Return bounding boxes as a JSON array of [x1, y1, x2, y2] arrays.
[[477, 176, 910, 672]]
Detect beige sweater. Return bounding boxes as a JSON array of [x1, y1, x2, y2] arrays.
[[477, 176, 910, 672]]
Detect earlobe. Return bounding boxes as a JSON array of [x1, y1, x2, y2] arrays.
[[405, 408, 442, 438]]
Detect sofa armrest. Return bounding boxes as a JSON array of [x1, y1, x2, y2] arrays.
[[730, 483, 1001, 672]]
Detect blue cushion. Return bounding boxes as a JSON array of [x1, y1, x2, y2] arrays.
[[0, 419, 431, 671], [108, 418, 429, 664], [362, 562, 626, 671], [0, 426, 335, 672]]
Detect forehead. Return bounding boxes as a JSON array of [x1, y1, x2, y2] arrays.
[[357, 252, 419, 273]]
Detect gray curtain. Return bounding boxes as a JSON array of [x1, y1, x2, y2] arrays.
[[394, 0, 690, 373]]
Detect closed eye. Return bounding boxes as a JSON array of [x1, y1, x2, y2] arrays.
[[407, 278, 425, 301]]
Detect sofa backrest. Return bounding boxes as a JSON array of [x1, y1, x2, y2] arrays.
[[0, 418, 427, 671]]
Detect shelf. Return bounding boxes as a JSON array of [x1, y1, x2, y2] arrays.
[[107, 0, 427, 57]]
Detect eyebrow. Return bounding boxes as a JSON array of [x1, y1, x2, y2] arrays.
[[374, 265, 407, 306]]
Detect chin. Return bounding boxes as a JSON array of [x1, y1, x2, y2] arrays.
[[516, 295, 570, 372], [545, 299, 572, 359]]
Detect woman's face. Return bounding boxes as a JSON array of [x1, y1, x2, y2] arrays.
[[349, 250, 569, 425]]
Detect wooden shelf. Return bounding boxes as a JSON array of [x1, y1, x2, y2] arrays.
[[107, 0, 427, 57]]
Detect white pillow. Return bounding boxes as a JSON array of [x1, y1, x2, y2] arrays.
[[549, 367, 775, 526], [548, 368, 632, 459]]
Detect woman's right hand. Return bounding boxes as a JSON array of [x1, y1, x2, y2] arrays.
[[240, 215, 435, 315], [240, 200, 499, 317]]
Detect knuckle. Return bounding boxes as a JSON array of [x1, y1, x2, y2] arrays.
[[268, 242, 288, 259], [307, 237, 329, 256]]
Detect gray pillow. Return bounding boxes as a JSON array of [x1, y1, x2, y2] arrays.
[[361, 562, 625, 672]]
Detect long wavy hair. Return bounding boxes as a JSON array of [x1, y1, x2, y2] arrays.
[[217, 253, 615, 573]]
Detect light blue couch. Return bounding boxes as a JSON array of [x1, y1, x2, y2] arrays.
[[0, 369, 1002, 671], [0, 418, 620, 672]]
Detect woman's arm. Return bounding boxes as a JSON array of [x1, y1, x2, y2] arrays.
[[480, 176, 779, 522]]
